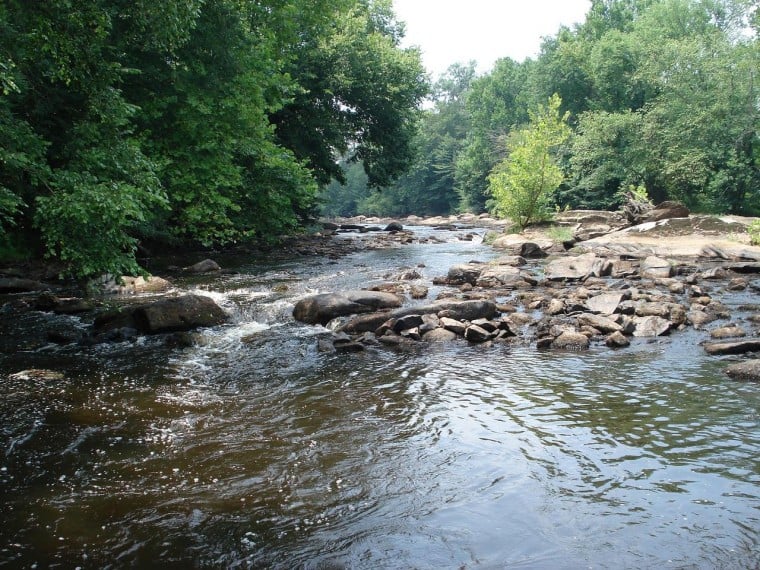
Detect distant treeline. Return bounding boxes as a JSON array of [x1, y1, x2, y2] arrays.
[[323, 0, 759, 220]]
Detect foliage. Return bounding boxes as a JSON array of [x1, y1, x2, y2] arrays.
[[488, 95, 571, 228], [748, 219, 760, 246], [0, 0, 426, 275]]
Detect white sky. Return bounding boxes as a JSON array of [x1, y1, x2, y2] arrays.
[[393, 0, 592, 78]]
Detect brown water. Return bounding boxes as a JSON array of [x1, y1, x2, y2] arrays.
[[1, 228, 759, 569]]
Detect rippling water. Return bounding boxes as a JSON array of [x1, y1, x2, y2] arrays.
[[1, 228, 759, 569]]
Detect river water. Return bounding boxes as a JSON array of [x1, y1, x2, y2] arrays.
[[1, 226, 759, 569]]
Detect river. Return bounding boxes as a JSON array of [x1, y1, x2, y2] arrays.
[[1, 225, 759, 569]]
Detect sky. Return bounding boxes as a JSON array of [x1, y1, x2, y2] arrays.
[[392, 0, 592, 78]]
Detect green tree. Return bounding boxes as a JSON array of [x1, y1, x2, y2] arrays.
[[488, 94, 571, 228]]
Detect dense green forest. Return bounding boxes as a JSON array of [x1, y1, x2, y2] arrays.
[[324, 0, 759, 222], [0, 0, 426, 276], [1, 0, 758, 277]]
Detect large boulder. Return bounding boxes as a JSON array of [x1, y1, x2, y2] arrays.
[[551, 331, 590, 350], [93, 294, 228, 336], [476, 265, 530, 288], [391, 299, 497, 322], [544, 253, 611, 281], [447, 263, 482, 285], [133, 295, 228, 333], [293, 290, 403, 325]]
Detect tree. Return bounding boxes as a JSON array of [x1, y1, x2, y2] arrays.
[[488, 94, 571, 228]]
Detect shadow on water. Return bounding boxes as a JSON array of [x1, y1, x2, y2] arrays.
[[1, 227, 759, 568]]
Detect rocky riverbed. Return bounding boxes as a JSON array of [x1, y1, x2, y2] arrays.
[[3, 208, 760, 381]]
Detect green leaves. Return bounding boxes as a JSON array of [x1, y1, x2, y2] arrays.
[[488, 95, 571, 228]]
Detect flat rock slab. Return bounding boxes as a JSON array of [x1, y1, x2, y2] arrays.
[[585, 292, 625, 315], [544, 253, 611, 281], [704, 340, 760, 356], [725, 359, 760, 381]]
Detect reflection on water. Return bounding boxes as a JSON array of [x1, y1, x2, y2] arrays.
[[1, 230, 759, 568]]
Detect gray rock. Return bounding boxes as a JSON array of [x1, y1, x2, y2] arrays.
[[605, 331, 630, 348], [688, 310, 717, 329], [384, 221, 404, 232], [552, 331, 590, 350], [132, 295, 228, 333], [440, 317, 467, 336], [632, 316, 672, 337], [578, 313, 622, 334], [585, 292, 625, 315], [423, 328, 458, 342], [476, 265, 527, 288], [710, 326, 747, 339], [293, 290, 403, 325], [184, 259, 221, 274], [640, 256, 673, 279], [704, 340, 760, 356], [339, 312, 393, 334], [546, 298, 565, 315], [393, 314, 424, 333], [464, 324, 492, 343], [544, 253, 611, 281], [447, 263, 482, 285], [725, 359, 760, 381]]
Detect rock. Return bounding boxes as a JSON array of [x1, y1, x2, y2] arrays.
[[552, 331, 590, 350], [339, 312, 393, 334], [423, 328, 458, 342], [546, 298, 565, 315], [0, 277, 50, 293], [727, 278, 748, 291], [710, 325, 747, 339], [635, 302, 672, 318], [725, 359, 760, 381], [688, 310, 717, 329], [585, 292, 625, 315], [132, 295, 228, 333], [544, 253, 611, 281], [293, 290, 403, 325], [640, 256, 673, 279], [643, 201, 690, 222], [464, 324, 492, 343], [476, 265, 528, 288], [491, 236, 551, 258], [704, 340, 760, 356], [447, 263, 482, 285], [393, 314, 424, 333], [606, 331, 631, 348], [433, 299, 498, 322], [632, 316, 672, 337], [701, 267, 727, 280], [395, 269, 422, 281], [578, 313, 623, 334], [8, 369, 64, 381], [440, 317, 467, 336], [384, 221, 404, 232], [409, 285, 428, 299], [728, 262, 760, 274], [491, 255, 527, 267], [184, 259, 221, 274]]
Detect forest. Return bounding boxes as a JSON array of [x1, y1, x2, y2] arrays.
[[0, 0, 758, 277], [324, 0, 759, 223]]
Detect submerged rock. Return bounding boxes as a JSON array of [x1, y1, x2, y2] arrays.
[[184, 259, 221, 274], [725, 359, 760, 381]]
